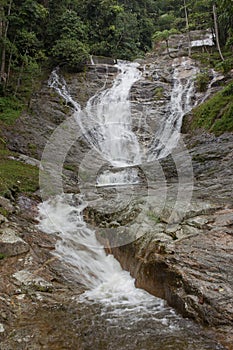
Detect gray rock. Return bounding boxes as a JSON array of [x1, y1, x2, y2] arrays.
[[185, 216, 210, 229], [0, 197, 14, 214], [18, 154, 40, 167], [13, 270, 53, 292], [0, 227, 29, 256], [0, 323, 5, 333], [0, 214, 8, 225]]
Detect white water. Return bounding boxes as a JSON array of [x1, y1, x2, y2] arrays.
[[43, 59, 198, 305], [48, 59, 198, 171], [35, 59, 225, 350], [48, 68, 82, 112], [37, 196, 223, 349], [81, 61, 142, 166], [48, 62, 142, 168], [37, 194, 166, 312], [200, 68, 224, 104], [148, 58, 198, 160], [96, 168, 140, 187]]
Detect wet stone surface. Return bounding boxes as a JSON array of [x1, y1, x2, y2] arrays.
[[0, 45, 233, 349]]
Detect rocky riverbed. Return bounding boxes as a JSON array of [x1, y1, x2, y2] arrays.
[[108, 132, 233, 349], [0, 43, 233, 348]]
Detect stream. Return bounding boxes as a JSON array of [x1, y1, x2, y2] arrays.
[[37, 60, 224, 349]]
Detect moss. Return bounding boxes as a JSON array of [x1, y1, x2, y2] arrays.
[[215, 57, 233, 74], [147, 211, 161, 224], [191, 48, 233, 72], [190, 81, 233, 135], [28, 143, 38, 157], [195, 71, 210, 92], [211, 104, 233, 135], [63, 164, 76, 171], [0, 144, 39, 197], [153, 87, 164, 99], [0, 253, 6, 260], [0, 96, 23, 125], [191, 50, 221, 69], [0, 207, 9, 217]]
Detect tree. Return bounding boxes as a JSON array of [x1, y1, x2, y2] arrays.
[[217, 0, 233, 47], [213, 2, 224, 61], [152, 28, 178, 57], [0, 0, 13, 87], [51, 38, 89, 71], [183, 0, 191, 56]]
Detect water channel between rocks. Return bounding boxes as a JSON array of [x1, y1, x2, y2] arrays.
[[36, 60, 225, 349]]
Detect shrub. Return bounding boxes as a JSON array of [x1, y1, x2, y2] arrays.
[[195, 71, 210, 92], [51, 38, 90, 71]]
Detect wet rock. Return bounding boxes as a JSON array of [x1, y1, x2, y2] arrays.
[[0, 197, 14, 214], [0, 323, 5, 333], [110, 131, 233, 335], [0, 214, 8, 225], [18, 154, 40, 167], [212, 209, 233, 227], [13, 270, 53, 292], [111, 226, 233, 327], [16, 195, 39, 221], [185, 216, 210, 229], [0, 227, 29, 257]]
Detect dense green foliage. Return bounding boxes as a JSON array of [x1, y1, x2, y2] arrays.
[[0, 141, 39, 197], [0, 0, 232, 134], [191, 81, 233, 135], [0, 96, 23, 124], [0, 0, 232, 92]]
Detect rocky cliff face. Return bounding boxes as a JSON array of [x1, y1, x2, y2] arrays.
[[109, 132, 233, 349], [0, 38, 233, 349]]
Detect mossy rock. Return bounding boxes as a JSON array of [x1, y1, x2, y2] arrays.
[[0, 144, 39, 197], [186, 81, 233, 135]]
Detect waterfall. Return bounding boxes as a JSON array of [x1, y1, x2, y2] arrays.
[[96, 168, 140, 187], [48, 68, 82, 112], [148, 58, 198, 160], [200, 68, 224, 104], [37, 194, 165, 309], [48, 58, 198, 168], [48, 61, 142, 167], [36, 59, 224, 350], [42, 58, 198, 300], [81, 61, 142, 166]]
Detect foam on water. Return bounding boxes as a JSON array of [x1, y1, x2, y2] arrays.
[[37, 194, 166, 313], [96, 168, 140, 187]]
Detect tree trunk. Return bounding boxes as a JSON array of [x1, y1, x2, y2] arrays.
[[0, 5, 6, 83], [0, 45, 7, 84], [0, 0, 13, 86], [6, 37, 15, 88], [184, 0, 191, 56], [14, 49, 28, 97], [213, 3, 224, 61], [0, 5, 4, 38], [166, 39, 173, 58]]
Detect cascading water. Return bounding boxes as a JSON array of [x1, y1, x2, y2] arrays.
[[38, 194, 163, 302], [38, 195, 221, 349], [96, 168, 140, 187], [48, 68, 82, 113], [81, 61, 142, 167], [37, 59, 223, 349], [148, 58, 198, 160], [44, 57, 198, 299]]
